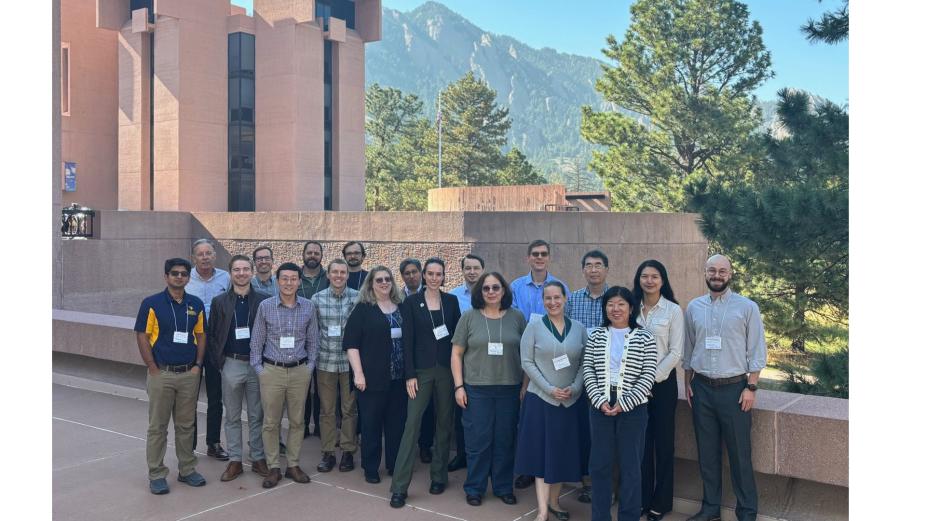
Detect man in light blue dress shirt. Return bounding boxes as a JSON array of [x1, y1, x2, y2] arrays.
[[449, 254, 484, 313], [510, 240, 569, 322]]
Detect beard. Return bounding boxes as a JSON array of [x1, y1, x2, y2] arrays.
[[304, 258, 320, 269], [705, 277, 730, 293], [346, 258, 362, 267]]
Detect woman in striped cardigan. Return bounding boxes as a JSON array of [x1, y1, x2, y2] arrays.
[[582, 286, 657, 521]]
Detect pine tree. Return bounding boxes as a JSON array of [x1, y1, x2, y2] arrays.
[[802, 0, 848, 45]]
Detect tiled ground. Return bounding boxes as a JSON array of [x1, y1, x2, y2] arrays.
[[53, 384, 695, 521]]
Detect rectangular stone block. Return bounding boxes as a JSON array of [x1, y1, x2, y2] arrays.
[[777, 395, 848, 486]]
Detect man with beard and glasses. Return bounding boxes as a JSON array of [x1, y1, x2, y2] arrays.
[[682, 255, 767, 521], [297, 241, 328, 439], [251, 246, 279, 297], [342, 241, 369, 290]]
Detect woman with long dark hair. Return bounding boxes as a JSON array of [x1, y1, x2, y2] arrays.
[[632, 260, 684, 521]]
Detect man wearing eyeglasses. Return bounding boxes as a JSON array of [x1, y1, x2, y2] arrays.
[[251, 246, 279, 296], [186, 239, 231, 461], [134, 258, 207, 494], [342, 241, 369, 290], [682, 255, 767, 521]]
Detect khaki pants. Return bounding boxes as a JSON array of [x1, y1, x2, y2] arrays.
[[259, 363, 311, 469], [146, 369, 199, 480], [316, 370, 358, 454]]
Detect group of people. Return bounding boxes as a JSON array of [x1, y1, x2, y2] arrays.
[[135, 238, 767, 521]]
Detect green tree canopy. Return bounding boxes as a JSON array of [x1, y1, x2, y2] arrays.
[[581, 0, 772, 211], [802, 0, 848, 44]]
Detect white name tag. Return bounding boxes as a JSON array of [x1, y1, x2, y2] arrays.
[[530, 313, 544, 322], [488, 342, 504, 356], [433, 324, 449, 340], [280, 336, 295, 349], [391, 327, 403, 339], [705, 336, 722, 350], [327, 325, 342, 337], [173, 331, 189, 344], [235, 327, 250, 340], [552, 354, 571, 370]]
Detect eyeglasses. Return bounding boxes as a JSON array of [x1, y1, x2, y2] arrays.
[[344, 251, 363, 257], [482, 284, 502, 293], [169, 271, 190, 278], [706, 269, 731, 276], [583, 262, 605, 270], [530, 251, 550, 258], [374, 276, 392, 284], [254, 256, 272, 262]]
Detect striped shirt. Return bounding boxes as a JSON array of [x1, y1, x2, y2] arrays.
[[249, 296, 319, 375], [582, 326, 657, 412], [566, 285, 609, 330], [311, 286, 359, 373]]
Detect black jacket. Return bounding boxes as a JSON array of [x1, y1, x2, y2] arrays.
[[207, 287, 270, 369], [399, 290, 461, 379], [343, 301, 403, 392]]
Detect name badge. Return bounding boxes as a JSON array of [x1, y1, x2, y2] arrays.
[[705, 336, 722, 350], [552, 354, 571, 370], [433, 324, 449, 340], [327, 325, 342, 337], [530, 313, 544, 322], [235, 327, 250, 340], [173, 331, 189, 344], [488, 342, 504, 356], [280, 336, 295, 349], [391, 327, 402, 339]]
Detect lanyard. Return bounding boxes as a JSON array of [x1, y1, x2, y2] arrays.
[[425, 293, 446, 330], [166, 293, 190, 335], [301, 274, 322, 297], [483, 311, 503, 344], [233, 294, 249, 330], [386, 309, 401, 328], [705, 296, 729, 337]]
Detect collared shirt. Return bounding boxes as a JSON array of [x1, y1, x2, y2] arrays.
[[637, 295, 684, 382], [297, 267, 329, 299], [224, 292, 253, 356], [134, 289, 205, 366], [683, 289, 767, 379], [403, 285, 422, 297], [311, 286, 359, 373], [609, 326, 630, 386], [449, 284, 473, 313], [249, 296, 319, 374], [251, 274, 279, 297], [510, 272, 568, 322], [566, 285, 608, 331], [187, 267, 230, 321]]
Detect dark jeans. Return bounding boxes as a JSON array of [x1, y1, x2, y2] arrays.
[[642, 369, 678, 514], [356, 379, 407, 477], [454, 401, 466, 456], [461, 384, 520, 497], [419, 398, 435, 449], [589, 402, 648, 521], [193, 355, 223, 448], [691, 376, 758, 521], [304, 367, 321, 434]]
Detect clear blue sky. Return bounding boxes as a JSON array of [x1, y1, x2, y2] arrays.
[[233, 0, 848, 103]]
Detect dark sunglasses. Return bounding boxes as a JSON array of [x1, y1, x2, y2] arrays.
[[374, 276, 392, 284], [481, 284, 502, 293], [169, 271, 190, 278], [530, 251, 550, 258]]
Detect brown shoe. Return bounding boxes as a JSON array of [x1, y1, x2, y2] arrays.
[[285, 465, 311, 483], [262, 468, 282, 489], [251, 459, 270, 477], [220, 461, 243, 482]]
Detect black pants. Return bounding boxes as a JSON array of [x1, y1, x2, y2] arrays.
[[356, 379, 407, 477], [641, 369, 678, 514], [691, 376, 758, 521], [193, 355, 223, 448], [304, 367, 321, 434], [589, 402, 648, 521], [418, 397, 435, 449]]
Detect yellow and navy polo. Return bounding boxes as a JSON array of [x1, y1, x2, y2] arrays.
[[134, 289, 205, 366]]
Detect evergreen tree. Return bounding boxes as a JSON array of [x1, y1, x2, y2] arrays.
[[581, 0, 772, 211], [497, 148, 546, 186], [802, 0, 848, 44]]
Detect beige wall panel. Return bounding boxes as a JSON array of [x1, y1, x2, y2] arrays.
[[153, 168, 180, 210], [333, 35, 366, 210], [177, 121, 228, 212], [254, 0, 313, 24], [117, 28, 150, 210], [227, 13, 256, 34], [96, 0, 129, 30], [355, 0, 382, 42]]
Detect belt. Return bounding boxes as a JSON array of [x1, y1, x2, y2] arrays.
[[160, 362, 195, 373], [694, 373, 746, 386], [262, 357, 308, 368], [225, 353, 250, 361]]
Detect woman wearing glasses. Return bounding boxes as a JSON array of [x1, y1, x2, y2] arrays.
[[582, 286, 657, 521], [389, 258, 462, 508], [343, 266, 408, 484], [515, 281, 589, 521], [451, 272, 528, 507], [633, 260, 684, 521]]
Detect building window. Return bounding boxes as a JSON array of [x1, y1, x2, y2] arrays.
[[316, 0, 356, 30], [61, 43, 70, 116], [228, 32, 256, 212]]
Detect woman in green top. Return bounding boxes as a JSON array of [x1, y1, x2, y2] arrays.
[[451, 272, 527, 507]]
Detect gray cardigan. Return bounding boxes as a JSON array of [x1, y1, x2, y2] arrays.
[[520, 317, 587, 407]]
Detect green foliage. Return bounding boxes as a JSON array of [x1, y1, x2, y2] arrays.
[[777, 348, 849, 398], [688, 89, 848, 355], [802, 0, 848, 45], [581, 0, 772, 211], [497, 148, 546, 185]]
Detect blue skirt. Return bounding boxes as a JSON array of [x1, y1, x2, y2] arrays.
[[513, 391, 591, 483]]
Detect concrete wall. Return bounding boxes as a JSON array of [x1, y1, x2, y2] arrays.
[[429, 184, 568, 211]]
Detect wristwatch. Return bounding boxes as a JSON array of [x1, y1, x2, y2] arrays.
[[746, 383, 757, 392]]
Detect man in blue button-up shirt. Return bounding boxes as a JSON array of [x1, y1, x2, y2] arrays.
[[510, 239, 569, 323]]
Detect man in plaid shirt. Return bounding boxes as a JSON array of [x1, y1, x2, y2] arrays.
[[565, 249, 611, 331], [311, 259, 360, 473]]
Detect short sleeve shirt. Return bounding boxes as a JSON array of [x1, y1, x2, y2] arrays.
[[135, 289, 205, 366], [451, 308, 527, 386]]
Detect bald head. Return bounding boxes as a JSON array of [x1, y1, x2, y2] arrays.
[[705, 254, 732, 271], [704, 254, 733, 294]]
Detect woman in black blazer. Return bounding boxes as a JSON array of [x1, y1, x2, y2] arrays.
[[388, 258, 462, 508], [343, 265, 408, 484]]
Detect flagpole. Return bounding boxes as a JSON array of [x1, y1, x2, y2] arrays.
[[437, 92, 443, 189]]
